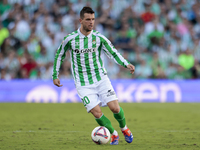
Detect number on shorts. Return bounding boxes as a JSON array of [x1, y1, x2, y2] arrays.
[[81, 96, 90, 106]]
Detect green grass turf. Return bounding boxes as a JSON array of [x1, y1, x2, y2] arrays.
[[0, 103, 200, 150]]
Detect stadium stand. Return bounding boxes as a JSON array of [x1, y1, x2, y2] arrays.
[[0, 0, 200, 80]]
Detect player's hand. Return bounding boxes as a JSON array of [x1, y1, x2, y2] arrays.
[[53, 78, 63, 87], [127, 64, 135, 74]]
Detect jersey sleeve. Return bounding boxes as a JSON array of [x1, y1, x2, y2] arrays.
[[100, 35, 130, 68], [52, 38, 70, 80]]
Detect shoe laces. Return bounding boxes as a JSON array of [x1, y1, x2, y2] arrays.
[[111, 135, 119, 142], [122, 129, 131, 136]]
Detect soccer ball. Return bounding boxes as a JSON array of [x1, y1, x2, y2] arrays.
[[91, 126, 110, 145]]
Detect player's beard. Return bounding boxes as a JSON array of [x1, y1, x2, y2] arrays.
[[83, 24, 92, 32]]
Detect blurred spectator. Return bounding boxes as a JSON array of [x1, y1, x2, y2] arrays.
[[0, 38, 12, 56], [145, 16, 164, 48], [165, 62, 178, 79], [144, 15, 164, 35], [59, 59, 72, 79], [191, 60, 200, 79], [72, 0, 85, 14], [150, 51, 166, 78], [192, 38, 200, 62], [0, 52, 5, 71], [0, 68, 11, 80], [136, 24, 149, 49], [14, 14, 31, 41], [0, 0, 11, 15], [135, 59, 152, 79], [55, 26, 68, 44], [40, 62, 54, 80], [24, 0, 40, 16], [106, 59, 120, 79], [3, 50, 20, 79], [62, 9, 76, 33], [0, 23, 9, 46], [141, 2, 155, 23], [173, 64, 191, 79], [130, 0, 145, 16], [20, 53, 37, 78], [178, 49, 195, 70], [115, 26, 132, 51]]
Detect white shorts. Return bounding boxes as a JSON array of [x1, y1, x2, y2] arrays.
[[76, 76, 118, 112]]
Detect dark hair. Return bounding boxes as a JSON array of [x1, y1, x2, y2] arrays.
[[80, 6, 95, 19]]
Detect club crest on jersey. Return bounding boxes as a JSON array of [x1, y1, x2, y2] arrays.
[[92, 40, 96, 45], [74, 48, 97, 54]]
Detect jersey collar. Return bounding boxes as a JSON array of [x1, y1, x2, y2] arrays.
[[78, 28, 93, 38]]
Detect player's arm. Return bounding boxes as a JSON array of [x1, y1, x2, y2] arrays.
[[52, 38, 69, 87], [100, 35, 135, 74]]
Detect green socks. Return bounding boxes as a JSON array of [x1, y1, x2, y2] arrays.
[[95, 107, 126, 134], [114, 107, 126, 128], [95, 114, 115, 134]]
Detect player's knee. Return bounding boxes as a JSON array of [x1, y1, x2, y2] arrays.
[[93, 111, 102, 118], [90, 108, 102, 118], [110, 106, 120, 114]]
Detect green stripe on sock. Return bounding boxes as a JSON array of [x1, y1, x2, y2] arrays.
[[114, 107, 126, 128], [95, 114, 114, 134]]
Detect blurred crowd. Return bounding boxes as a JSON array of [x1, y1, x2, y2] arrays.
[[0, 0, 200, 80]]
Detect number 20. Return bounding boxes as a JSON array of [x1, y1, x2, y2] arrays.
[[81, 96, 90, 106]]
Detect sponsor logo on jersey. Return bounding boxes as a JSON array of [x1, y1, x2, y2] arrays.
[[74, 48, 97, 54], [107, 89, 115, 97]]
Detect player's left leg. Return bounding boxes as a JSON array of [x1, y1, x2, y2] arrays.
[[90, 105, 115, 134], [107, 100, 133, 143]]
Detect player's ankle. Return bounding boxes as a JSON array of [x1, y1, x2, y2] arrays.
[[121, 125, 128, 131], [112, 130, 118, 136]]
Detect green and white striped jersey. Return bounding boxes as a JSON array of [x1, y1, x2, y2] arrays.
[[52, 28, 130, 86]]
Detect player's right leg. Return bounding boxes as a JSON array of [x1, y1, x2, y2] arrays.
[[90, 105, 119, 145]]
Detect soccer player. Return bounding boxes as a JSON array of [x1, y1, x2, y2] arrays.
[[52, 6, 135, 145]]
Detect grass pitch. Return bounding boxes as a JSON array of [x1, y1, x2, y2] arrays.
[[0, 103, 200, 150]]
